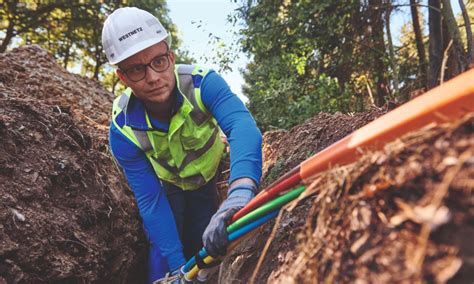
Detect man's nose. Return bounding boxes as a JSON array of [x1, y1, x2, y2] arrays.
[[145, 65, 161, 82]]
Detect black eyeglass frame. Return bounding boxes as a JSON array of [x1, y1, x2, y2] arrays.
[[119, 50, 171, 82]]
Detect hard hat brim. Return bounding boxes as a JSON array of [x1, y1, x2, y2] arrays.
[[108, 35, 169, 65]]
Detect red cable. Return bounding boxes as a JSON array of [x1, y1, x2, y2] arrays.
[[231, 168, 301, 222]]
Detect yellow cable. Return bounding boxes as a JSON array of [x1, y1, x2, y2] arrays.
[[186, 256, 214, 280]]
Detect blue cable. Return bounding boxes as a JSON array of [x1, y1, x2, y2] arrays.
[[228, 210, 278, 241]]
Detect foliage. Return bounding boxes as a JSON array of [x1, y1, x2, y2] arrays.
[[234, 0, 470, 131], [236, 0, 388, 130], [396, 22, 426, 98], [0, 0, 192, 93], [244, 59, 354, 131]]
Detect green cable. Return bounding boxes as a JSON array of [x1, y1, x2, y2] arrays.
[[227, 185, 305, 233]]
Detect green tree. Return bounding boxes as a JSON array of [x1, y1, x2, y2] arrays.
[[236, 0, 393, 130], [0, 1, 74, 53], [1, 0, 193, 92]]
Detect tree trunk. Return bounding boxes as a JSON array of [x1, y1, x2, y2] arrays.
[[93, 38, 105, 80], [0, 22, 15, 53], [441, 0, 466, 73], [111, 76, 121, 94], [458, 0, 473, 65], [62, 38, 73, 70], [368, 0, 388, 106], [410, 0, 427, 87], [93, 55, 102, 80], [385, 0, 399, 95], [428, 0, 443, 89]]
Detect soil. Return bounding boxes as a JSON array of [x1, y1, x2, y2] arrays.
[[260, 108, 388, 187], [1, 45, 473, 284], [0, 45, 113, 143], [219, 114, 473, 284], [0, 46, 147, 283]]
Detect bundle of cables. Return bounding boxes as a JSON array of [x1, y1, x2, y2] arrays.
[[182, 184, 306, 281]]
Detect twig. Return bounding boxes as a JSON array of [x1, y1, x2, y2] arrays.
[[77, 112, 107, 129], [51, 238, 90, 250], [440, 40, 453, 85], [432, 149, 471, 209], [365, 78, 375, 106], [249, 208, 285, 284], [412, 149, 470, 275]]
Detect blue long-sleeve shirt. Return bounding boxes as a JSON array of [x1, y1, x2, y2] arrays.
[[109, 70, 262, 270]]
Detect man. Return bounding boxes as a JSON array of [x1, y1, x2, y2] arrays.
[[101, 7, 262, 283]]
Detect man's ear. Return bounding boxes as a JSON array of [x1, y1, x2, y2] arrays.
[[169, 49, 176, 65], [116, 69, 128, 86]]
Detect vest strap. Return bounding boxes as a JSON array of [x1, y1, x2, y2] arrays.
[[149, 154, 207, 186], [149, 126, 219, 172], [132, 129, 152, 152], [178, 127, 219, 172], [178, 73, 208, 125], [118, 92, 130, 109]]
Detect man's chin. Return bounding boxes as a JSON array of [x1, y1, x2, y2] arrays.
[[146, 93, 171, 104]]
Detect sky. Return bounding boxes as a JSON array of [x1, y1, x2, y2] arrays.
[[167, 0, 248, 101]]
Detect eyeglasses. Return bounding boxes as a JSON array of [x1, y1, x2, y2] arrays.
[[120, 51, 171, 82]]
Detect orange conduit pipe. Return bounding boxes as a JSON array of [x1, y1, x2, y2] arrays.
[[300, 68, 474, 180], [232, 166, 300, 222], [233, 69, 474, 222]]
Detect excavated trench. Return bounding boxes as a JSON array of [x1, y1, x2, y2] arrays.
[[1, 46, 472, 283]]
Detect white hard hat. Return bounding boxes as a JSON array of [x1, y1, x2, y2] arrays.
[[101, 7, 171, 65]]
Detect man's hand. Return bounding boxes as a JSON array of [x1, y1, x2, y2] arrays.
[[202, 179, 256, 257]]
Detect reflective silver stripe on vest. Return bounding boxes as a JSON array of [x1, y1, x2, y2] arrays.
[[178, 64, 195, 75], [150, 155, 178, 173], [116, 93, 153, 152], [118, 93, 130, 110], [132, 130, 153, 152], [178, 68, 208, 126], [150, 126, 219, 173], [177, 126, 219, 172], [150, 156, 206, 186]]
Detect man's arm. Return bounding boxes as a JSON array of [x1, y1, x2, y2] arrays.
[[109, 124, 186, 270], [200, 71, 262, 256], [200, 70, 263, 186]]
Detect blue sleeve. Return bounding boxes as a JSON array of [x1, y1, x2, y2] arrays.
[[200, 71, 262, 186], [109, 123, 185, 271]]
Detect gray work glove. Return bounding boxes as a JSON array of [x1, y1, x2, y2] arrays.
[[202, 181, 256, 257]]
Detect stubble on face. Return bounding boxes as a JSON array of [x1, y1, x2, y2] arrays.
[[118, 42, 176, 107]]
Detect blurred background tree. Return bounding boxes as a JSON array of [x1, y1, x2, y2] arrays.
[[0, 0, 193, 93], [1, 1, 472, 131], [234, 0, 473, 131]]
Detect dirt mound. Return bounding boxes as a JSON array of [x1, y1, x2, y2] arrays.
[[220, 113, 473, 283], [262, 108, 386, 186], [0, 45, 113, 142], [0, 46, 146, 282], [2, 44, 472, 284]]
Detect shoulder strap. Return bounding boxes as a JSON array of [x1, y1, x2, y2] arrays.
[[113, 90, 153, 152]]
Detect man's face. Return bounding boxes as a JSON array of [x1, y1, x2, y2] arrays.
[[117, 41, 176, 105]]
